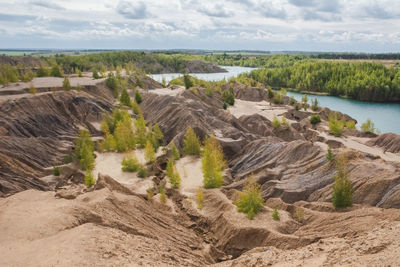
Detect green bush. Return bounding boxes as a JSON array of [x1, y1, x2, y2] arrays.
[[138, 167, 148, 178], [332, 155, 353, 209], [75, 129, 95, 171], [301, 94, 308, 104], [37, 66, 49, 77], [51, 65, 63, 77], [135, 115, 147, 148], [235, 178, 264, 220], [76, 83, 82, 91], [53, 166, 60, 176], [329, 113, 344, 137], [92, 71, 100, 79], [114, 118, 136, 152], [171, 143, 180, 160], [280, 88, 287, 95], [289, 96, 295, 105], [197, 187, 204, 210], [326, 147, 335, 161], [63, 77, 71, 91], [222, 88, 235, 106], [272, 207, 280, 221], [159, 186, 167, 204], [272, 115, 281, 128], [166, 158, 181, 189], [310, 114, 321, 125], [311, 98, 319, 111], [145, 140, 156, 163], [267, 86, 274, 99], [29, 83, 37, 94], [183, 73, 193, 89], [202, 136, 225, 189], [120, 88, 132, 107], [134, 90, 143, 104], [100, 133, 117, 152], [361, 119, 375, 134], [183, 127, 201, 156], [345, 120, 356, 129], [84, 171, 96, 187], [121, 154, 141, 172], [273, 93, 283, 104]]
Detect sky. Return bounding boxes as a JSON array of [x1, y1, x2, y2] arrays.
[[0, 0, 399, 52]]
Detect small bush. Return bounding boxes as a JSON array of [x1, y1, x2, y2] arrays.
[[161, 77, 167, 88], [131, 101, 141, 115], [84, 172, 96, 187], [202, 136, 225, 189], [29, 83, 37, 94], [326, 147, 335, 161], [183, 73, 193, 89], [267, 86, 274, 99], [145, 140, 156, 163], [159, 186, 167, 204], [53, 166, 60, 176], [222, 88, 235, 106], [281, 115, 289, 129], [183, 127, 201, 156], [223, 102, 228, 110], [302, 94, 308, 104], [138, 166, 148, 178], [311, 98, 319, 111], [272, 115, 281, 128], [147, 187, 154, 200], [166, 158, 181, 189], [76, 83, 82, 91], [295, 104, 300, 111], [75, 129, 95, 171], [329, 113, 344, 137], [51, 65, 63, 77], [310, 114, 321, 125], [76, 69, 83, 77], [120, 88, 132, 107], [63, 77, 71, 91], [121, 154, 140, 172], [332, 154, 353, 209], [92, 71, 100, 79], [361, 119, 375, 134], [280, 88, 287, 96], [345, 120, 356, 129], [64, 154, 73, 164], [289, 96, 295, 105], [171, 143, 180, 160], [295, 208, 304, 223], [197, 187, 204, 210], [134, 90, 143, 104], [235, 178, 264, 220], [273, 93, 283, 104], [100, 133, 117, 152], [272, 207, 280, 221]]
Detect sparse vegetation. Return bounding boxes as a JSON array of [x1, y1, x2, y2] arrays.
[[144, 140, 156, 163], [295, 208, 305, 223], [222, 88, 235, 106], [361, 119, 376, 134], [147, 187, 154, 200], [332, 154, 353, 209], [326, 147, 335, 161], [138, 166, 148, 178], [289, 96, 295, 105], [183, 127, 201, 156], [53, 166, 60, 176], [235, 177, 264, 220], [273, 93, 283, 104], [329, 113, 344, 137], [84, 171, 95, 187], [197, 187, 204, 210], [311, 98, 319, 111], [272, 207, 280, 221], [76, 83, 82, 91], [183, 73, 193, 89], [75, 129, 95, 171], [166, 158, 181, 189], [272, 115, 281, 128], [202, 136, 225, 189], [134, 90, 143, 104], [121, 154, 141, 172], [159, 186, 167, 204], [63, 76, 71, 91], [120, 88, 132, 107], [345, 120, 356, 129], [171, 143, 180, 160], [92, 71, 101, 79], [310, 114, 321, 125], [29, 83, 37, 94]]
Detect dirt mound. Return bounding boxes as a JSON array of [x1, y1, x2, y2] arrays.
[[0, 55, 43, 67], [0, 88, 113, 196], [367, 133, 400, 153], [223, 82, 267, 102]]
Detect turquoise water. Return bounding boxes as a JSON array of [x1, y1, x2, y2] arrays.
[[283, 91, 400, 134], [148, 66, 256, 83], [149, 66, 400, 134]]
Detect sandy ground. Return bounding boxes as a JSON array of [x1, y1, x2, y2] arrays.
[[175, 156, 204, 198], [148, 86, 185, 96]]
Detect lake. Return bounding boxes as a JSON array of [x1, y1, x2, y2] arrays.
[[148, 66, 256, 83], [283, 90, 400, 134], [149, 66, 400, 135]]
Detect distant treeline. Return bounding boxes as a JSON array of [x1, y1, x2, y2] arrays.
[[311, 53, 400, 60], [242, 58, 400, 102]]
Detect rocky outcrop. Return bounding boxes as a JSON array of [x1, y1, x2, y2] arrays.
[[367, 133, 400, 153]]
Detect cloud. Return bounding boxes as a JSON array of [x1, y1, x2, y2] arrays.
[[197, 3, 233, 17], [364, 3, 393, 19], [258, 2, 287, 19], [31, 1, 65, 10], [117, 1, 149, 19]]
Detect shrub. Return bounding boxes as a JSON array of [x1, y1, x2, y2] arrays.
[[75, 129, 95, 171], [135, 115, 147, 148], [280, 88, 287, 96], [326, 147, 335, 161], [51, 65, 63, 77], [63, 77, 71, 91], [311, 98, 319, 111], [197, 187, 203, 210], [159, 186, 167, 204], [223, 102, 228, 110], [92, 71, 100, 79], [332, 154, 353, 209], [310, 114, 321, 125], [361, 119, 375, 134], [329, 113, 344, 137], [171, 143, 180, 160], [37, 66, 49, 77], [161, 77, 167, 88], [153, 123, 164, 143], [147, 187, 154, 200], [295, 208, 304, 223], [84, 171, 95, 187], [53, 166, 60, 176], [138, 166, 148, 178], [289, 96, 295, 105], [134, 90, 143, 104], [145, 140, 156, 163], [29, 83, 37, 94], [281, 115, 289, 129], [301, 94, 308, 104], [267, 86, 274, 99], [345, 120, 356, 129], [202, 136, 225, 189], [120, 88, 132, 107], [273, 93, 283, 104], [222, 88, 235, 106], [64, 154, 73, 164], [76, 69, 83, 77], [114, 117, 136, 152], [235, 178, 264, 220], [121, 154, 141, 172], [166, 158, 181, 189], [76, 83, 82, 91], [295, 104, 300, 111], [272, 207, 280, 221], [272, 115, 281, 128], [183, 127, 201, 156], [183, 73, 193, 89], [106, 73, 119, 98], [131, 101, 141, 115]]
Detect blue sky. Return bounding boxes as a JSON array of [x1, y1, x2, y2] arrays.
[[0, 0, 399, 52]]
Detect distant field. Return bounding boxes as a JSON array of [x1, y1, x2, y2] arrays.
[[0, 50, 112, 57]]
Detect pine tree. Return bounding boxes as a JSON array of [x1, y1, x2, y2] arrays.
[[135, 115, 147, 148], [120, 88, 132, 107], [114, 117, 136, 152], [183, 73, 193, 89], [153, 123, 164, 142], [171, 143, 180, 160], [272, 207, 280, 221], [63, 77, 71, 91], [145, 140, 156, 163], [134, 90, 143, 104], [332, 154, 353, 209], [183, 127, 201, 156], [202, 136, 225, 189]]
